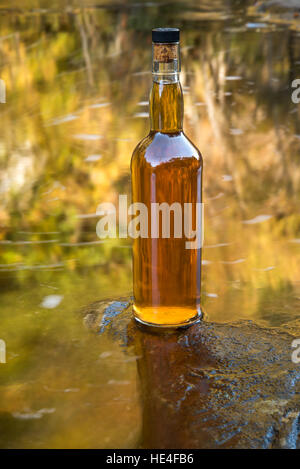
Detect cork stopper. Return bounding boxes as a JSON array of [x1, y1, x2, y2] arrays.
[[153, 43, 178, 63], [152, 28, 180, 74]]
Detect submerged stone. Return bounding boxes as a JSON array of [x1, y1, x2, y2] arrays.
[[82, 298, 300, 449]]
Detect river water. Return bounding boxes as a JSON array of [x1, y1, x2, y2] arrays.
[[0, 0, 300, 448]]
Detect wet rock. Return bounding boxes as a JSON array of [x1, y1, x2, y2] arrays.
[[82, 298, 300, 449]]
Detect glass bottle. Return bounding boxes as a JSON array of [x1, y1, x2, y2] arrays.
[[130, 28, 203, 327]]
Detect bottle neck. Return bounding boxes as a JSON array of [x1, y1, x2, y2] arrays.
[[149, 42, 183, 133]]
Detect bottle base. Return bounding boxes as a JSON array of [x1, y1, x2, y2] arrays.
[[133, 305, 203, 329]]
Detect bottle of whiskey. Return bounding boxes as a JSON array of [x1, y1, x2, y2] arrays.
[[131, 28, 203, 327]]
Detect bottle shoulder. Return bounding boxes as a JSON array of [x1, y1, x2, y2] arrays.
[[131, 133, 154, 159], [131, 131, 202, 168]]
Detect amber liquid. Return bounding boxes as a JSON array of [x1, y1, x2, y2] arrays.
[[131, 80, 203, 327]]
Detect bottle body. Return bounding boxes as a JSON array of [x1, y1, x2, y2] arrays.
[[131, 130, 202, 326], [130, 29, 203, 327]]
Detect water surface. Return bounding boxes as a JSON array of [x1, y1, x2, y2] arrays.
[[0, 0, 300, 448]]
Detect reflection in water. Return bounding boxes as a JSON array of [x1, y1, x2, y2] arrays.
[[0, 0, 300, 449], [132, 314, 300, 449], [0, 1, 299, 327], [134, 325, 214, 448]]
